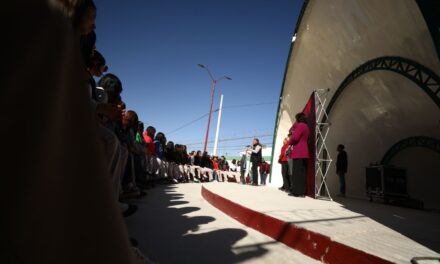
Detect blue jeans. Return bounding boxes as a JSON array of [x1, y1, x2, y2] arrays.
[[338, 172, 346, 194], [260, 173, 267, 185]]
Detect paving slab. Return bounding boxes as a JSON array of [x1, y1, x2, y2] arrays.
[[125, 183, 320, 264], [202, 182, 440, 264]]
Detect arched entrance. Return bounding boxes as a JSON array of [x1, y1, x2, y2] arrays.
[[324, 56, 440, 123]]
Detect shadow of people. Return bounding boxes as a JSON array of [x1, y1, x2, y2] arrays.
[[125, 184, 268, 263]]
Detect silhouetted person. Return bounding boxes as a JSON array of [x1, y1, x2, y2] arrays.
[[336, 144, 348, 197], [1, 1, 135, 262]]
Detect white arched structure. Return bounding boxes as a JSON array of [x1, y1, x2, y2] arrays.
[[270, 0, 440, 209]]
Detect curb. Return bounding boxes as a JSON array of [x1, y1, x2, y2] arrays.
[[201, 185, 393, 264]]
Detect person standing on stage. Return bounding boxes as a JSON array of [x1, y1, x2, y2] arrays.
[[247, 138, 262, 186], [288, 113, 310, 197], [336, 144, 348, 197], [278, 137, 290, 192]]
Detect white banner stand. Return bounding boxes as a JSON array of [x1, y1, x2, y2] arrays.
[[315, 89, 333, 201]]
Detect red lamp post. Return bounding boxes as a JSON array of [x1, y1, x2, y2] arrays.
[[198, 64, 231, 153]]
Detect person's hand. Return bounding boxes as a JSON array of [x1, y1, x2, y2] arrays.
[[96, 103, 122, 122]]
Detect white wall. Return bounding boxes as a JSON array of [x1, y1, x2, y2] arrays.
[[271, 0, 440, 204]]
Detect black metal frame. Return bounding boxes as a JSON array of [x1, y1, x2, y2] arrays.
[[324, 56, 440, 123], [381, 136, 440, 165]]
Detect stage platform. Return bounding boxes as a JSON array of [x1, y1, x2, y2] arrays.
[[201, 183, 440, 264]]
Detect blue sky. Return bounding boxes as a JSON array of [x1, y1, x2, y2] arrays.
[[94, 0, 303, 155]]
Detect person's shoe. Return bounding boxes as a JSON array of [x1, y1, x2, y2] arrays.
[[123, 204, 138, 217]]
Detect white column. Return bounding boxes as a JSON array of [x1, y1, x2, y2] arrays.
[[213, 94, 224, 156]]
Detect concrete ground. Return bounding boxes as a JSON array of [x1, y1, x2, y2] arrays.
[[124, 183, 320, 264], [203, 183, 440, 264]]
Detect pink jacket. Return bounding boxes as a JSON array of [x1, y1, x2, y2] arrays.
[[288, 122, 310, 159]]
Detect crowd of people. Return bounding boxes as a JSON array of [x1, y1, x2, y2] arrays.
[[1, 1, 318, 262], [43, 0, 270, 229]]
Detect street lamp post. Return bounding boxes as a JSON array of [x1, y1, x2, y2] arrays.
[[198, 64, 231, 153]]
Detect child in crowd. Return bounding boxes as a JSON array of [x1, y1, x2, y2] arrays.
[[259, 159, 270, 186]]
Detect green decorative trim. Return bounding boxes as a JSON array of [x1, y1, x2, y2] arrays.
[[381, 136, 440, 165], [269, 0, 310, 182], [323, 56, 440, 124]]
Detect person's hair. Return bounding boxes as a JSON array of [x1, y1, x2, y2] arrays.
[[196, 151, 202, 156], [72, 0, 96, 32], [98, 74, 123, 104], [253, 138, 260, 144], [138, 121, 144, 133], [91, 50, 107, 70], [338, 144, 345, 150], [50, 0, 96, 32], [295, 112, 307, 123], [147, 126, 156, 134], [232, 159, 236, 164], [80, 30, 96, 68], [125, 110, 138, 128], [155, 132, 165, 142]]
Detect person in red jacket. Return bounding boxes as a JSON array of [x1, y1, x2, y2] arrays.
[[259, 159, 270, 185], [212, 156, 221, 181], [288, 113, 310, 197], [278, 137, 290, 192]]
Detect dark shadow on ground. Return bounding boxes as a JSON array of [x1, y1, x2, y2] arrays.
[[124, 184, 269, 263], [334, 196, 440, 253]]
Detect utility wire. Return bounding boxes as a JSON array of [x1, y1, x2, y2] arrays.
[[165, 101, 277, 135], [222, 101, 277, 110], [166, 110, 218, 135], [185, 134, 273, 146], [166, 109, 219, 135]]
